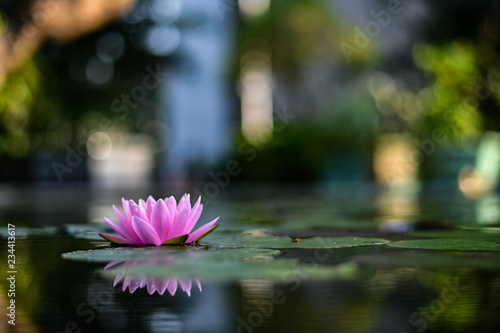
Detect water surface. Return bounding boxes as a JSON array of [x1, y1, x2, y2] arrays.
[[1, 183, 500, 333]]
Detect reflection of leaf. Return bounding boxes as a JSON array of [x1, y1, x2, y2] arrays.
[[388, 239, 500, 251], [351, 252, 500, 271], [203, 235, 390, 249], [62, 247, 281, 262]]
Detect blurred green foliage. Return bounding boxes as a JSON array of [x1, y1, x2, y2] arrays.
[[234, 93, 377, 181], [0, 0, 163, 163], [413, 42, 483, 139], [369, 41, 484, 141], [0, 55, 66, 158], [235, 0, 377, 181], [270, 0, 344, 72]]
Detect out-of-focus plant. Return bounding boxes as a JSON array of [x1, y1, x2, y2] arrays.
[[0, 55, 67, 158], [271, 0, 351, 71], [235, 0, 379, 182], [239, 0, 368, 113], [413, 42, 483, 139], [0, 0, 159, 161], [369, 41, 484, 142], [233, 93, 377, 181]]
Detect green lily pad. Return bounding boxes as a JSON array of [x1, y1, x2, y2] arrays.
[[203, 235, 390, 249], [73, 233, 109, 241], [388, 238, 500, 251], [274, 218, 378, 231], [409, 229, 500, 239], [62, 247, 281, 262], [63, 245, 358, 282], [1, 226, 60, 239], [351, 252, 500, 271], [101, 259, 357, 282]]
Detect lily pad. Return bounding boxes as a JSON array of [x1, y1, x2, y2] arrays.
[[0, 226, 60, 239], [101, 259, 357, 282], [64, 223, 110, 235], [203, 235, 390, 249], [351, 252, 500, 271], [274, 218, 378, 231], [62, 247, 281, 263], [409, 229, 500, 239], [63, 245, 358, 282], [388, 238, 500, 251]]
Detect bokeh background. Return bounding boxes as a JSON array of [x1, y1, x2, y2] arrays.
[[1, 0, 500, 197]]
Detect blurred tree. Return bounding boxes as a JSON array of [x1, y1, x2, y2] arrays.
[[0, 0, 180, 168], [0, 0, 138, 164], [233, 0, 379, 181], [0, 55, 63, 158], [370, 0, 500, 140], [0, 0, 137, 87]]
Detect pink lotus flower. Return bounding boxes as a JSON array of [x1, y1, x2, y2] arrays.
[[99, 194, 219, 246], [105, 260, 202, 296]]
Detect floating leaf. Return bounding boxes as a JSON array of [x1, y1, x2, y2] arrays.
[[62, 247, 281, 263], [101, 259, 357, 282], [203, 235, 390, 249], [388, 238, 500, 251], [275, 218, 378, 231], [63, 245, 357, 282], [351, 252, 500, 271], [409, 229, 500, 239], [0, 226, 60, 239]]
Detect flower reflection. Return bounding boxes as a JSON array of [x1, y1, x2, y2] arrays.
[[105, 260, 202, 296]]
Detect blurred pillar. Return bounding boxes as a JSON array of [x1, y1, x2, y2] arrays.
[[373, 133, 419, 187], [161, 0, 236, 181], [459, 131, 500, 199], [240, 42, 273, 144]]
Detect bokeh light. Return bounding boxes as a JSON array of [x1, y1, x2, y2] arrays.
[[144, 25, 181, 56]]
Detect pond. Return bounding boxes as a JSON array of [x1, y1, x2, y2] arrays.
[[1, 183, 500, 333]]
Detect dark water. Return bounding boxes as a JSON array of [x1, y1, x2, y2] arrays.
[[1, 183, 500, 333]]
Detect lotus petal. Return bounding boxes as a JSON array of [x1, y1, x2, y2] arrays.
[[132, 216, 162, 246], [187, 218, 220, 243], [151, 199, 170, 241], [166, 205, 190, 239], [98, 233, 131, 245]]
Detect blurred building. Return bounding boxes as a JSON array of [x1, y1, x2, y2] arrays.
[[161, 0, 235, 181]]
